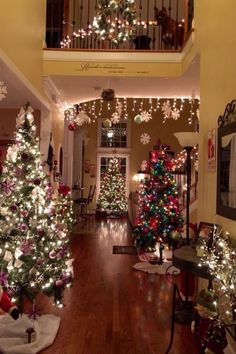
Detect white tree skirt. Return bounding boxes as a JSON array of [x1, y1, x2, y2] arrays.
[[0, 314, 60, 354], [133, 260, 180, 275]]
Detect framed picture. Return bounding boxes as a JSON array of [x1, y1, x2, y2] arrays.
[[207, 129, 216, 171], [195, 222, 218, 248], [84, 159, 90, 173]]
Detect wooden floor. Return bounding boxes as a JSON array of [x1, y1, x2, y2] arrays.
[[39, 217, 199, 354]]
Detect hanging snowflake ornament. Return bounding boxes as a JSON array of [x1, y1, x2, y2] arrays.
[[140, 111, 152, 123], [116, 101, 123, 115], [140, 133, 151, 145], [110, 112, 121, 124], [0, 81, 7, 101], [171, 107, 180, 120], [161, 101, 172, 121], [74, 110, 91, 126]]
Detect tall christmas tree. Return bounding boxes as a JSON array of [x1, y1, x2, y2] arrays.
[[133, 144, 183, 257], [0, 104, 73, 308], [97, 156, 127, 216]]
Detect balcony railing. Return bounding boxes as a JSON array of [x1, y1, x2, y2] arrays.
[[46, 0, 194, 51]]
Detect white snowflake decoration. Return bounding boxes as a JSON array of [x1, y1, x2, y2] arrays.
[[161, 101, 172, 119], [0, 81, 7, 101], [171, 107, 180, 120], [110, 111, 121, 124], [140, 133, 151, 145], [140, 110, 152, 122], [74, 110, 91, 126], [116, 101, 123, 115]]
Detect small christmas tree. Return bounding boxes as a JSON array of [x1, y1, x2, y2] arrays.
[[133, 143, 183, 259], [0, 104, 73, 308], [97, 156, 127, 216]]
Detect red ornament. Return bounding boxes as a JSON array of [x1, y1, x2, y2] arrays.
[[58, 184, 70, 196], [68, 122, 76, 131]]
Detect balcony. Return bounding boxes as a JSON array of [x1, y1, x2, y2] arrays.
[[46, 0, 194, 52]]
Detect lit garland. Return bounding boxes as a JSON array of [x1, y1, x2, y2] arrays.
[[199, 229, 236, 327], [64, 97, 200, 130], [172, 146, 198, 171], [97, 156, 127, 215], [92, 0, 137, 44], [0, 105, 74, 308], [60, 20, 157, 48]]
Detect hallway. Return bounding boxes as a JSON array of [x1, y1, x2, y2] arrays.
[[40, 217, 198, 354]]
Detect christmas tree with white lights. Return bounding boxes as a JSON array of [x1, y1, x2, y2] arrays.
[[97, 156, 127, 216], [133, 143, 183, 258], [0, 104, 73, 308], [93, 0, 137, 44]]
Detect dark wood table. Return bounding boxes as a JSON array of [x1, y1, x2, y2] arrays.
[[172, 245, 212, 280], [165, 245, 212, 354]]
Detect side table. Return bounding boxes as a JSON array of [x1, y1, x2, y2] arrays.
[[165, 246, 212, 354]]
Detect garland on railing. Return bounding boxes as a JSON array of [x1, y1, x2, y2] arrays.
[[92, 0, 137, 44]]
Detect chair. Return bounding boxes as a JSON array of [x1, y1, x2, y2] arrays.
[[87, 185, 96, 215], [74, 185, 93, 219]]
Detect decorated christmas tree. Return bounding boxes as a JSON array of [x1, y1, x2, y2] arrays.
[[0, 104, 73, 308], [133, 143, 183, 258], [97, 156, 127, 216], [93, 0, 137, 44]]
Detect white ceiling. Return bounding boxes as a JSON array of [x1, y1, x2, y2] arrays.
[[48, 56, 200, 108], [0, 55, 199, 111]]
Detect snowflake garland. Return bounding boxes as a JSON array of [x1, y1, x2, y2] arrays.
[[140, 133, 151, 145], [0, 81, 7, 101]]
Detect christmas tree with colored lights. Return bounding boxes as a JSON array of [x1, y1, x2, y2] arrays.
[[133, 143, 183, 259], [0, 104, 73, 309], [97, 156, 127, 216]]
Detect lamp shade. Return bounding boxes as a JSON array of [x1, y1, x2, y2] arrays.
[[174, 132, 199, 148]]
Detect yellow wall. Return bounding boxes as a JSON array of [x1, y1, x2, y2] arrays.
[[195, 0, 236, 237], [0, 0, 46, 95]]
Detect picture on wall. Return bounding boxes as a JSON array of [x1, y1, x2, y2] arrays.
[[84, 159, 90, 173], [207, 128, 216, 171]]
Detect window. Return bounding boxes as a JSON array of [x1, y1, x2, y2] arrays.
[[101, 122, 127, 148]]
